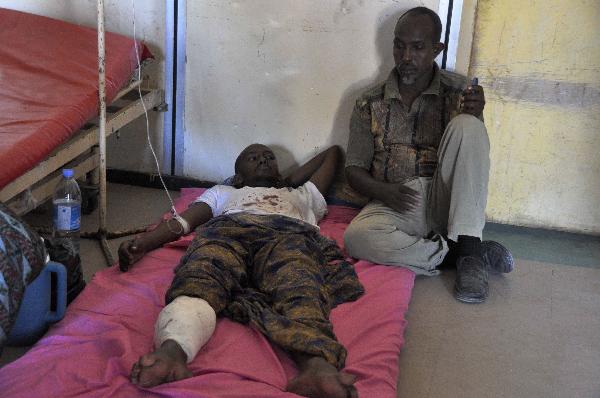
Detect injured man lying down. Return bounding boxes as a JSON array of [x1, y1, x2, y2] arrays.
[[118, 144, 364, 398]]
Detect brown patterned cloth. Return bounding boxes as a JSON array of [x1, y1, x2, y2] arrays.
[[0, 202, 46, 348], [166, 213, 365, 369], [346, 64, 467, 186]]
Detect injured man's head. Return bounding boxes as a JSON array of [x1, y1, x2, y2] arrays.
[[233, 144, 283, 188]]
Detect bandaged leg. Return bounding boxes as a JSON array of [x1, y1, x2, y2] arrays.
[[154, 296, 217, 363]]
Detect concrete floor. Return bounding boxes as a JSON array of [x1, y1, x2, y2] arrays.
[[2, 183, 599, 398]]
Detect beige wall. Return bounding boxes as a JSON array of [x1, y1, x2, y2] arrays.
[[470, 0, 600, 234], [0, 0, 166, 173], [182, 0, 440, 181]]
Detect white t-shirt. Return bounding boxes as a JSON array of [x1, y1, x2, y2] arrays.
[[194, 181, 328, 227]]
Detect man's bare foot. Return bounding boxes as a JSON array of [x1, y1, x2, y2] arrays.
[[286, 355, 358, 398], [130, 339, 192, 387]]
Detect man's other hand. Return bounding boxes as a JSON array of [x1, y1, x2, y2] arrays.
[[380, 182, 420, 214], [118, 239, 146, 271], [460, 84, 485, 117]]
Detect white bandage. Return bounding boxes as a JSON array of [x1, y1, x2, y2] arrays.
[[154, 296, 217, 363], [173, 214, 191, 235]]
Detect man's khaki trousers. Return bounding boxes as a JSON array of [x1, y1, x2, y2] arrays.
[[344, 114, 490, 275]]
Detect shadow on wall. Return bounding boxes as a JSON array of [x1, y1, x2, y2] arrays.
[[274, 6, 406, 181], [329, 6, 407, 175]]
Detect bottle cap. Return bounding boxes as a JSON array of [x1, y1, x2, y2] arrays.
[[63, 169, 74, 178]]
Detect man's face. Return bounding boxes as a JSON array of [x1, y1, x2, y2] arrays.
[[236, 144, 281, 187], [393, 14, 443, 85]]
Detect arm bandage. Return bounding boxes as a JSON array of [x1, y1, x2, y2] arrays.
[[154, 296, 217, 363], [172, 213, 190, 235]]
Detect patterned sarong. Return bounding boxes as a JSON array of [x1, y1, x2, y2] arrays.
[[0, 203, 46, 348], [166, 213, 365, 369]]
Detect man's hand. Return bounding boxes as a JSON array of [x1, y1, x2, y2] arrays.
[[379, 182, 420, 214], [460, 84, 485, 117], [345, 166, 420, 214], [118, 239, 146, 272]]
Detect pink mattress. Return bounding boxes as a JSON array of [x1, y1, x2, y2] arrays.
[[0, 8, 152, 190], [0, 189, 415, 397]]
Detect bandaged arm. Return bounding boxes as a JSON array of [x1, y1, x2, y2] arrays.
[[143, 202, 212, 251], [154, 296, 217, 363], [119, 202, 213, 271]]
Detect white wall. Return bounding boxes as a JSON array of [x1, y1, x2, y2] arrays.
[[183, 0, 440, 181], [0, 0, 166, 173]]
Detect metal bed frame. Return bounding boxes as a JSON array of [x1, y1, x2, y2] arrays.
[[0, 0, 164, 265]]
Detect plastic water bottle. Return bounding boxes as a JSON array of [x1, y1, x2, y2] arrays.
[[52, 169, 82, 253]]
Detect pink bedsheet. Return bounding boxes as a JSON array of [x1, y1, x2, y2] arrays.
[[0, 189, 415, 397]]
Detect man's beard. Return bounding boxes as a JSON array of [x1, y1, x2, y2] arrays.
[[396, 65, 418, 85]]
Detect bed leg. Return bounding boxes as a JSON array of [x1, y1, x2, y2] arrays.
[[89, 146, 100, 186], [96, 0, 112, 267], [99, 232, 115, 266]]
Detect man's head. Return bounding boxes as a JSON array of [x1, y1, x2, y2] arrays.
[[393, 7, 444, 85], [233, 144, 282, 188]]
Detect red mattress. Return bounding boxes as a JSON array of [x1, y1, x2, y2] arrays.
[[0, 8, 152, 190], [0, 188, 416, 397]]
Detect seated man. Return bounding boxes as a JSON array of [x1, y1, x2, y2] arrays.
[[343, 7, 513, 303], [119, 144, 363, 398]]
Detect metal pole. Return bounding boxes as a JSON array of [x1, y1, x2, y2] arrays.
[[97, 0, 115, 265]]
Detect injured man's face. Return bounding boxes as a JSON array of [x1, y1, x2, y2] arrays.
[[234, 144, 283, 188]]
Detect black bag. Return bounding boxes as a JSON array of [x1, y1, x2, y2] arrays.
[[44, 238, 86, 304]]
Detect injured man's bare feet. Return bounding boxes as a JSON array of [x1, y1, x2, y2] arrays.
[[286, 355, 358, 398], [130, 339, 192, 387]]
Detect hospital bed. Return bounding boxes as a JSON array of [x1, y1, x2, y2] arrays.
[[0, 7, 163, 217], [0, 188, 416, 397]]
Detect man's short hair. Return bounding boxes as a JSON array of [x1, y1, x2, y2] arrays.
[[397, 7, 443, 43], [234, 143, 263, 174]]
